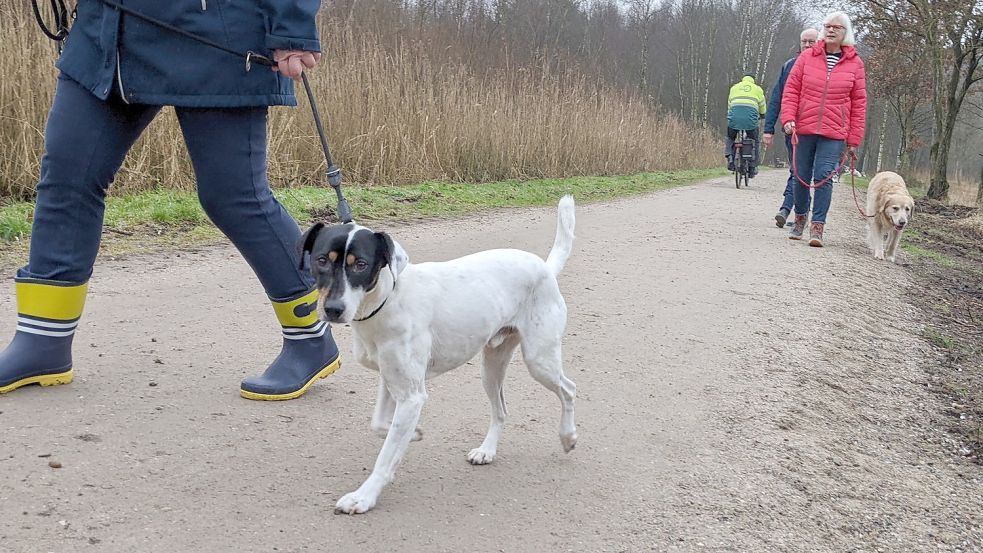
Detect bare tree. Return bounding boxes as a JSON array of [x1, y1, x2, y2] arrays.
[[627, 0, 658, 93], [864, 0, 983, 201], [859, 15, 934, 180]]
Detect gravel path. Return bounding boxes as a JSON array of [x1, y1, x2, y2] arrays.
[[1, 170, 980, 552]]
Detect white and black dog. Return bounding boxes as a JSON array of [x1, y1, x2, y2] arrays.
[[299, 196, 578, 514]]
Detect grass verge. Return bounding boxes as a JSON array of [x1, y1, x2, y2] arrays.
[[902, 198, 983, 464], [0, 168, 727, 267]]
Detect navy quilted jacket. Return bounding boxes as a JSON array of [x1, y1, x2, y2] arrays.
[[57, 0, 322, 107]]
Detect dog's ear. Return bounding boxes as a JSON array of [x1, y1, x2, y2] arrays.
[[375, 232, 409, 278], [297, 223, 325, 270]]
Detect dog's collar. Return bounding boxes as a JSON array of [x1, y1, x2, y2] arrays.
[[354, 281, 395, 322]]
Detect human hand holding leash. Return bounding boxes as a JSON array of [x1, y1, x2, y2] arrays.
[[272, 49, 321, 80], [783, 121, 796, 134]]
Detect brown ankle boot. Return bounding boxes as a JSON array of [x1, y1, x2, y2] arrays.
[[809, 222, 825, 247], [788, 214, 807, 240]]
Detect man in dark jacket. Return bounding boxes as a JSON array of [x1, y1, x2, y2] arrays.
[[763, 28, 819, 227], [0, 0, 340, 401]]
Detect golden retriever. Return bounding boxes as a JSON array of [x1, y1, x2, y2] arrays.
[[866, 171, 915, 263]]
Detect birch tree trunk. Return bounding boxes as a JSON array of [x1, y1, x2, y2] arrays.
[[699, 0, 718, 128], [875, 103, 889, 173]]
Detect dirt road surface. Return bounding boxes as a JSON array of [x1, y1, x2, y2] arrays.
[[1, 171, 981, 552]]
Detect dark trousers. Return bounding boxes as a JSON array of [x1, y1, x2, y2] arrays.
[[20, 75, 311, 299], [780, 133, 795, 211], [725, 127, 759, 170]]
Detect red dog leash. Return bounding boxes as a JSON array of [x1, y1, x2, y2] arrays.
[[789, 130, 874, 218]]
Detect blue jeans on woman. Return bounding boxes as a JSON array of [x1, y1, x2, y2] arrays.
[[792, 134, 844, 223]]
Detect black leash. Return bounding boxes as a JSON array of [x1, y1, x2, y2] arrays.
[[300, 72, 352, 224], [30, 0, 71, 43], [30, 0, 353, 224]]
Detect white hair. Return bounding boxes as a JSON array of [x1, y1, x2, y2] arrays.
[[800, 28, 819, 40], [823, 11, 856, 46]]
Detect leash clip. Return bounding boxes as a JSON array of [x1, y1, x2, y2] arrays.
[[245, 51, 274, 72]]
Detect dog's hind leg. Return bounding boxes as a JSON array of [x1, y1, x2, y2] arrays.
[[371, 377, 423, 442], [468, 333, 521, 465], [520, 331, 577, 454]]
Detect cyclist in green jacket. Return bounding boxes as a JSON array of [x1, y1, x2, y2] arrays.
[[725, 73, 767, 177]]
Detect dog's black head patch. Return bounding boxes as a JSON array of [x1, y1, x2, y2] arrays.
[[297, 223, 407, 322]]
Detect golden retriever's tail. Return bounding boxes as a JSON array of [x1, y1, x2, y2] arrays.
[[546, 195, 576, 277]]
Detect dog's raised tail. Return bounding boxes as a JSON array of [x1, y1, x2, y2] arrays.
[[545, 195, 576, 277]]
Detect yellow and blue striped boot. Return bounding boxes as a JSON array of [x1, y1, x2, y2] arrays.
[[0, 278, 87, 394], [239, 289, 341, 401]]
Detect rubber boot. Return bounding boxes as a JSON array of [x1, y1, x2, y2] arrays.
[[239, 288, 341, 401], [0, 278, 87, 394]]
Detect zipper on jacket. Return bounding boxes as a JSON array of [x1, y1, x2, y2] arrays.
[[815, 65, 832, 131], [115, 49, 130, 104]]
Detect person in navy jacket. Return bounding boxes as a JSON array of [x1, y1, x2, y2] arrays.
[[0, 0, 341, 401], [763, 27, 818, 228]]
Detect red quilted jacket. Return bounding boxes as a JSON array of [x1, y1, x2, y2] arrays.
[[780, 41, 868, 147]]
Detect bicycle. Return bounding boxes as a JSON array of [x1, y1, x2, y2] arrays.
[[731, 129, 755, 189]]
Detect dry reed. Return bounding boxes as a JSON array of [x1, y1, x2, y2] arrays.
[[1, 4, 720, 200], [902, 168, 980, 207]]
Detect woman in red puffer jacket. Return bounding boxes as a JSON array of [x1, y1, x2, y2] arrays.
[[780, 11, 867, 247]]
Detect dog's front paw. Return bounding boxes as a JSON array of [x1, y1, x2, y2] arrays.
[[334, 491, 377, 515], [560, 431, 578, 453], [873, 250, 885, 260], [467, 447, 496, 465], [887, 255, 896, 263]]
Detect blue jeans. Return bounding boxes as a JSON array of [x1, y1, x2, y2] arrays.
[[792, 134, 844, 224], [20, 75, 312, 298]]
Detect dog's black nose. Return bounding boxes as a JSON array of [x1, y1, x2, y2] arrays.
[[323, 300, 345, 320]]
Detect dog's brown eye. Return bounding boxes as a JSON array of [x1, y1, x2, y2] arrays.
[[353, 259, 369, 272], [893, 206, 900, 211]]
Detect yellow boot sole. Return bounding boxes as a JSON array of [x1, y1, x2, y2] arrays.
[[239, 357, 341, 401], [0, 369, 74, 394]]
